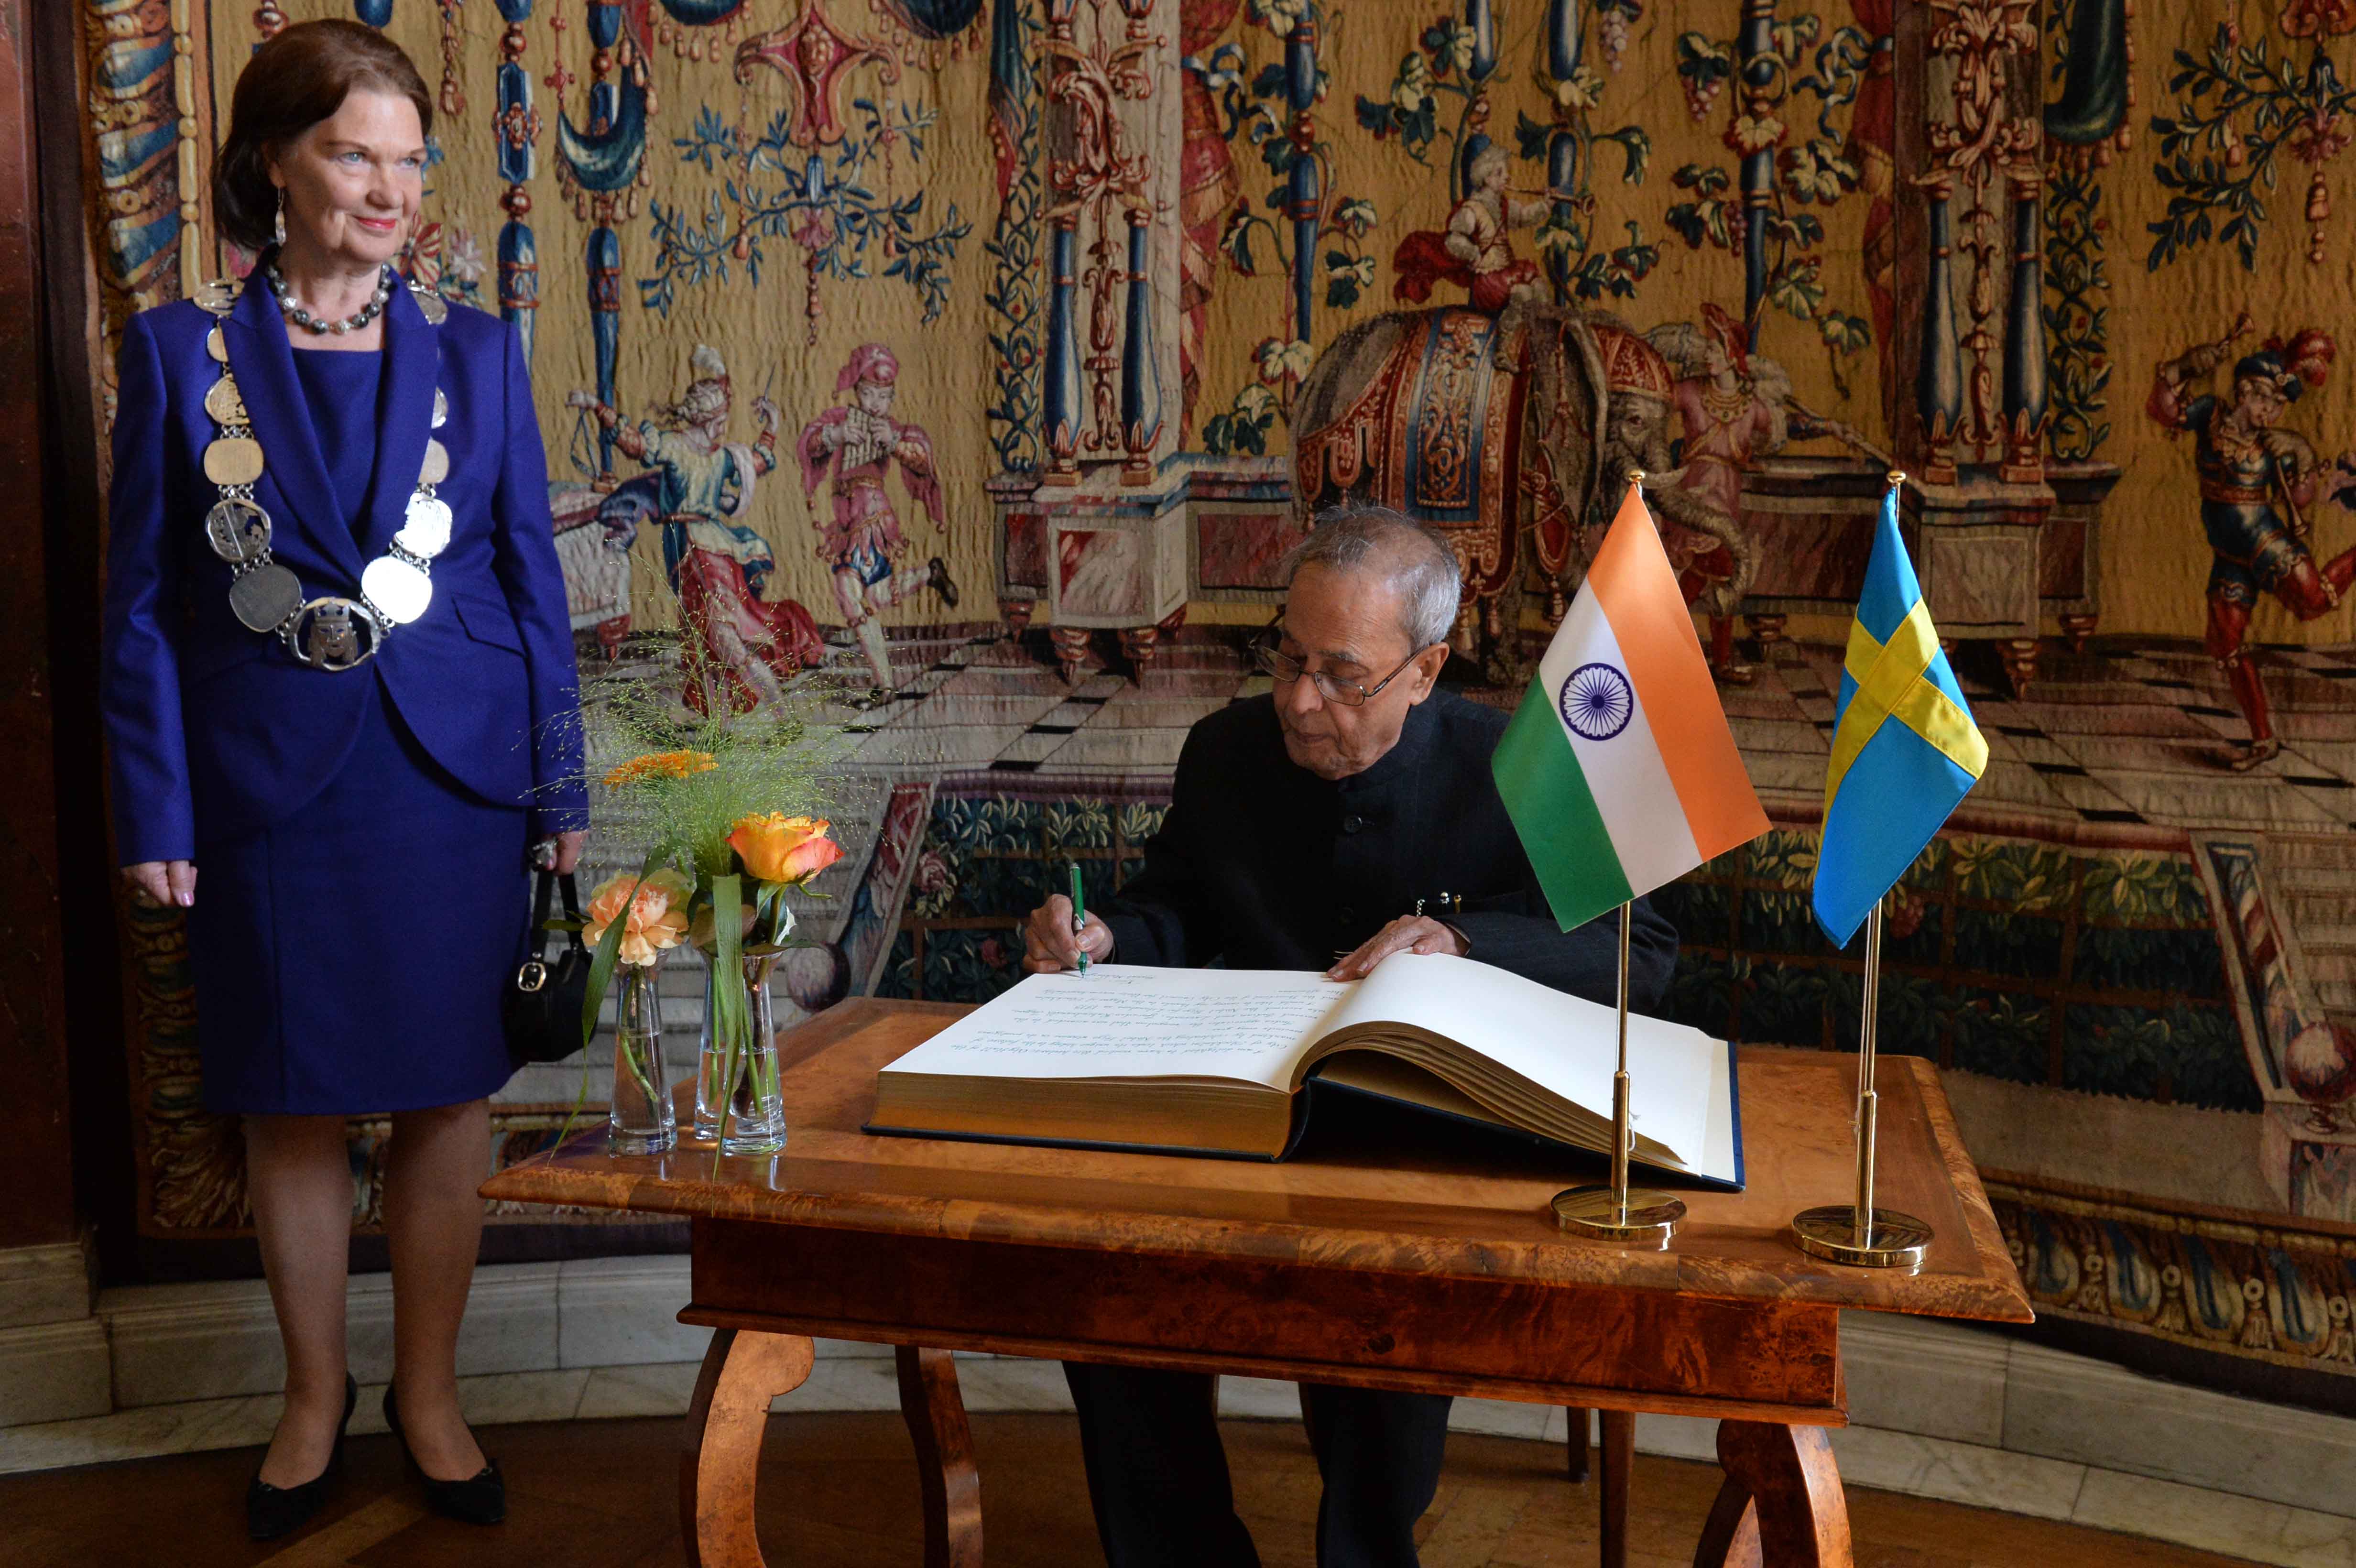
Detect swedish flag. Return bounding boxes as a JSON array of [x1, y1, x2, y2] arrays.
[[1812, 483, 1988, 948]]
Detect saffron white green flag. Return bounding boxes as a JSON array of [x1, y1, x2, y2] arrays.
[[1492, 484, 1770, 931]]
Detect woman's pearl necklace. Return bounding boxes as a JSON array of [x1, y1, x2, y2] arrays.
[[264, 262, 393, 336]]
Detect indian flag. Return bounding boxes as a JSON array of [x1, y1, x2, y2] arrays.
[[1493, 482, 1769, 932]]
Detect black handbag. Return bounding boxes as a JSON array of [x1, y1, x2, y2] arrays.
[[506, 867, 594, 1065]]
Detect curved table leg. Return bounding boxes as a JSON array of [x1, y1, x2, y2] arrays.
[[679, 1328, 817, 1568], [1691, 1422, 1849, 1568], [896, 1345, 985, 1568], [1692, 1475, 1763, 1568]]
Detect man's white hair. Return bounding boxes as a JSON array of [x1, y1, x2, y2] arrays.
[[1279, 504, 1463, 651]]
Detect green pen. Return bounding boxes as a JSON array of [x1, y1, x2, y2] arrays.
[[1069, 861, 1090, 976]]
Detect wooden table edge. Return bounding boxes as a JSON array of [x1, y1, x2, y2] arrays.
[[476, 1159, 2039, 1326], [672, 1304, 1849, 1428], [1902, 1056, 2035, 1324]]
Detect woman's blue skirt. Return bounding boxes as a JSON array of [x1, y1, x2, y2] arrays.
[[188, 678, 531, 1115]]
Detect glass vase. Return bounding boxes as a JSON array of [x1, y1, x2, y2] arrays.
[[607, 959, 675, 1156], [694, 950, 788, 1155]]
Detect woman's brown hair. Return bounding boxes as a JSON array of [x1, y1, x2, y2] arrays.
[[210, 20, 434, 253]]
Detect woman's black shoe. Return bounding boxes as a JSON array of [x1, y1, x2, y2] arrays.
[[246, 1373, 358, 1541], [382, 1383, 506, 1525]]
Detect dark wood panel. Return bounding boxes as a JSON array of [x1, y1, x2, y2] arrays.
[[0, 0, 83, 1250]]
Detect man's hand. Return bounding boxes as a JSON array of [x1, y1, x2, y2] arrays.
[[123, 860, 196, 909], [1326, 916, 1466, 980], [1023, 894, 1114, 974]]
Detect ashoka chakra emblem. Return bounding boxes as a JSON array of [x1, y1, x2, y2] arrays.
[[1559, 662, 1635, 741]]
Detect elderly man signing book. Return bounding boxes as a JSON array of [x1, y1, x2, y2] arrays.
[[1016, 505, 1678, 1568]]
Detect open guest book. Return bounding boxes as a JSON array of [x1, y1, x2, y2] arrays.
[[866, 954, 1744, 1189]]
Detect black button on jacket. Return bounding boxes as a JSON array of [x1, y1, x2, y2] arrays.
[[1096, 689, 1677, 1011]]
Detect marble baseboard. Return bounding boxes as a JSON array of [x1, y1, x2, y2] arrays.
[[1843, 1312, 2356, 1522], [0, 1318, 109, 1428], [96, 1261, 900, 1412], [2000, 1339, 2356, 1518], [0, 1242, 93, 1330], [555, 1255, 706, 1369], [103, 1261, 564, 1406], [1839, 1311, 2010, 1446]]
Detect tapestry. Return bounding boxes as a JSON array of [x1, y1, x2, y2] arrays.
[[71, 0, 2356, 1410]]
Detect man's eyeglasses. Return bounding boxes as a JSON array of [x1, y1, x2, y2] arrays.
[[1253, 632, 1435, 708]]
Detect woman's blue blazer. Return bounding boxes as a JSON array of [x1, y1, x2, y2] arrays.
[[101, 279, 589, 864]]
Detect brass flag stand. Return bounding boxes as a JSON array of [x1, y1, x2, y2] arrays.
[[1553, 903, 1686, 1247], [1790, 900, 1933, 1267]]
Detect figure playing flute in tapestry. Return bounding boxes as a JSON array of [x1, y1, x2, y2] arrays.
[[2148, 316, 2356, 770], [797, 342, 959, 701], [567, 346, 824, 715]]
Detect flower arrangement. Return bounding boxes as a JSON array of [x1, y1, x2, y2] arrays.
[[579, 866, 694, 1143], [570, 640, 853, 1156], [582, 867, 693, 968]]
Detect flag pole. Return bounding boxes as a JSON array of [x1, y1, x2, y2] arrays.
[[1551, 468, 1687, 1248], [1791, 468, 1934, 1269], [1552, 903, 1687, 1246]]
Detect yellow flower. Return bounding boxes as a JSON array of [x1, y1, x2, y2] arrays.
[[583, 868, 694, 966], [728, 812, 844, 885], [602, 750, 717, 788]]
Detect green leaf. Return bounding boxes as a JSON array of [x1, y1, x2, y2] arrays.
[[1602, 126, 1652, 185], [1514, 111, 1552, 163], [709, 871, 745, 1167]]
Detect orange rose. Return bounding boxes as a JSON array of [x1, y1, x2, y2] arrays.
[[583, 868, 694, 966], [727, 813, 844, 886]]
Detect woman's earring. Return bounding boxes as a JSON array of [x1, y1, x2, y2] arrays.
[[273, 188, 286, 249]]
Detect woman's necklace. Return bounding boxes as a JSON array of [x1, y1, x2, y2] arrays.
[[264, 261, 393, 336], [189, 273, 454, 673]]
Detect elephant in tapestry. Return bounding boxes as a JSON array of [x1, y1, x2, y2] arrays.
[[1292, 302, 1743, 684]]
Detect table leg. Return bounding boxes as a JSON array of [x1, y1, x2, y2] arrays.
[[1599, 1409, 1633, 1568], [1690, 1421, 1850, 1568], [1692, 1476, 1762, 1568], [679, 1328, 816, 1568], [895, 1346, 985, 1568], [1563, 1406, 1590, 1482]]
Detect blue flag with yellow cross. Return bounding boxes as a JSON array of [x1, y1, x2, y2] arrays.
[[1812, 483, 1988, 948]]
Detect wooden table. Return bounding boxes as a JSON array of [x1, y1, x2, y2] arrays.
[[482, 999, 2031, 1568]]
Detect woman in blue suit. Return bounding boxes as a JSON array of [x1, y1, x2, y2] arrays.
[[100, 21, 584, 1538]]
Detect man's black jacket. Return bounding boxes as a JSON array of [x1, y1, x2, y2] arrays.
[[1095, 688, 1677, 1009]]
